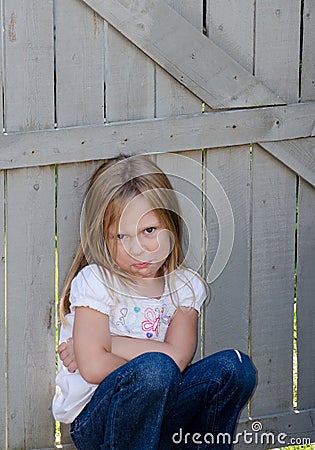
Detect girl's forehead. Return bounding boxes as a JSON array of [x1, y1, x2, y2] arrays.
[[110, 195, 162, 231]]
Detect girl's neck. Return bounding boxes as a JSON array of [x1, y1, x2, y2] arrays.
[[132, 274, 165, 299]]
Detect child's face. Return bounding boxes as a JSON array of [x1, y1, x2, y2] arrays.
[[107, 194, 172, 281]]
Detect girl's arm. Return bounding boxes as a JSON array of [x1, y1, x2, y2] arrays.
[[73, 306, 127, 384], [111, 307, 198, 372]]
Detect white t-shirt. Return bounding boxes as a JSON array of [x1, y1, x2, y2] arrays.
[[52, 264, 207, 423]]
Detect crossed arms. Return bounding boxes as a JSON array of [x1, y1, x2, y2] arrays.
[[59, 306, 198, 384]]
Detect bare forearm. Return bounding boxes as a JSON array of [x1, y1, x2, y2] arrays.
[[75, 348, 127, 384], [111, 336, 193, 372]]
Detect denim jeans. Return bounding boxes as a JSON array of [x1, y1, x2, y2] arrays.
[[70, 350, 257, 450]]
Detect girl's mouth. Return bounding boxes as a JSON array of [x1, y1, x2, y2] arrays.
[[133, 262, 150, 268]]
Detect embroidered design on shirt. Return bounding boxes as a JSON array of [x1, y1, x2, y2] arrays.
[[142, 307, 160, 338]]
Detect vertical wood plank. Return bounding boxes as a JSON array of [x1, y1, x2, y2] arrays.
[[57, 162, 101, 292], [55, 0, 105, 127], [3, 0, 54, 131], [155, 1, 202, 117], [301, 0, 315, 102], [105, 25, 154, 121], [155, 3, 203, 358], [255, 0, 301, 103], [57, 162, 100, 450], [205, 0, 254, 389], [156, 150, 203, 362], [250, 146, 296, 416], [55, 1, 105, 443], [0, 170, 6, 450], [296, 179, 315, 409], [6, 166, 55, 448], [206, 0, 255, 73], [205, 147, 250, 355]]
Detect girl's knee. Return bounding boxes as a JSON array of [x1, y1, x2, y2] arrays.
[[130, 352, 181, 391], [206, 349, 257, 397], [224, 349, 257, 397]]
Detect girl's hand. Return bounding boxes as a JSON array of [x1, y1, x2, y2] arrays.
[[58, 338, 78, 373]]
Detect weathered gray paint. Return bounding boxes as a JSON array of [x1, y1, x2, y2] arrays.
[[0, 0, 314, 448]]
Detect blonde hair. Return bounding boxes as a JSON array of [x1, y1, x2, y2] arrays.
[[60, 154, 187, 323]]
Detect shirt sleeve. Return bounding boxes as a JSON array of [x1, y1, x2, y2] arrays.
[[177, 270, 208, 314], [69, 265, 113, 316]]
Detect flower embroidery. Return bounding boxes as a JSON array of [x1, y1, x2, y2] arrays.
[[142, 307, 160, 338]]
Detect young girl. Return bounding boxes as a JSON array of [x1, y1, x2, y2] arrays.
[[52, 155, 256, 450]]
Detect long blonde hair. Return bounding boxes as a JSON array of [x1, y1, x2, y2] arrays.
[[60, 155, 185, 323]]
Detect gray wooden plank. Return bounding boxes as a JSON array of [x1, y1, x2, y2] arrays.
[[261, 138, 315, 189], [255, 0, 301, 103], [3, 0, 54, 131], [57, 161, 101, 444], [155, 0, 202, 117], [156, 151, 204, 362], [250, 146, 296, 416], [204, 146, 250, 356], [105, 24, 154, 121], [82, 0, 283, 108], [0, 102, 315, 170], [301, 0, 315, 101], [206, 0, 255, 75], [55, 0, 105, 127], [156, 151, 203, 275], [6, 166, 55, 448], [0, 170, 6, 450], [57, 161, 101, 294], [296, 179, 315, 409]]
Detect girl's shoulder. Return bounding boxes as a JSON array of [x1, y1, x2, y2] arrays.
[[70, 264, 115, 313], [174, 266, 207, 292], [172, 267, 209, 311]]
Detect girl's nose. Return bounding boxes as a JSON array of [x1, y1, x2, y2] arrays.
[[126, 237, 145, 258]]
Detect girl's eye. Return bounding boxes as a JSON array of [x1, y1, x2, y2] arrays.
[[117, 234, 125, 240], [144, 227, 156, 235]]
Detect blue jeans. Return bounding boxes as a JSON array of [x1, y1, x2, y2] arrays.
[[70, 350, 257, 450]]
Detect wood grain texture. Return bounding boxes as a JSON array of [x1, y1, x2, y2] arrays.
[[0, 102, 314, 170], [6, 166, 55, 448], [0, 170, 6, 450], [57, 161, 101, 444], [105, 25, 154, 121], [255, 0, 301, 103], [301, 0, 315, 101], [155, 0, 202, 117], [250, 146, 296, 416], [55, 0, 105, 127], [83, 0, 283, 108], [261, 138, 315, 189], [206, 0, 255, 74], [204, 147, 250, 355], [3, 0, 54, 131], [296, 179, 315, 409]]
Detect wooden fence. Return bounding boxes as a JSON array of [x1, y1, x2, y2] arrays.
[[0, 0, 314, 448]]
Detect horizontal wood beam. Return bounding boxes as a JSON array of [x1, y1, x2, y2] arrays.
[[81, 0, 284, 109], [0, 102, 314, 171]]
